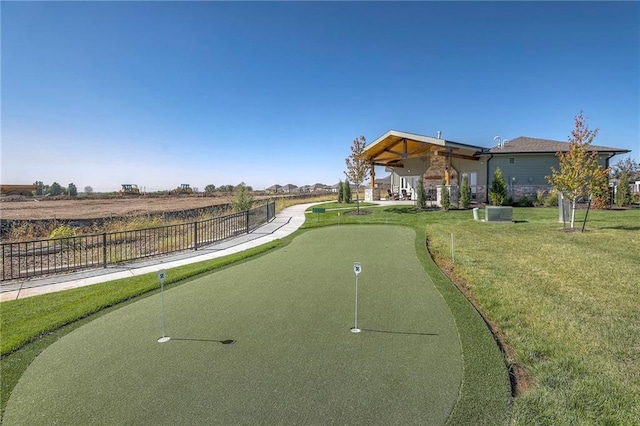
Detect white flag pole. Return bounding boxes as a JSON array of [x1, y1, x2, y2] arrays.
[[157, 270, 170, 343], [352, 263, 362, 333]]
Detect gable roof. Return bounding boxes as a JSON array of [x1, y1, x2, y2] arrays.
[[363, 130, 483, 166], [485, 136, 630, 155]]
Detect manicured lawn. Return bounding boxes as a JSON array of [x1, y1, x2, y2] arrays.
[[303, 205, 640, 424], [1, 226, 510, 425]]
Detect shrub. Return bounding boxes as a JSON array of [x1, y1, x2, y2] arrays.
[[440, 178, 450, 211], [416, 177, 426, 209], [48, 225, 76, 246], [616, 172, 631, 207], [489, 168, 508, 206], [515, 195, 533, 207], [343, 179, 352, 204], [544, 190, 559, 207], [459, 174, 471, 209], [232, 182, 253, 212], [337, 180, 344, 203]]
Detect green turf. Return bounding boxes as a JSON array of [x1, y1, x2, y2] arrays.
[[3, 226, 468, 425]]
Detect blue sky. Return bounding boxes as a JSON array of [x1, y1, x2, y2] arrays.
[[2, 1, 638, 192]]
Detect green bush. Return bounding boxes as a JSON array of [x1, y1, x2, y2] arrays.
[[616, 172, 631, 207], [544, 190, 559, 207], [459, 174, 471, 209], [489, 168, 508, 206], [515, 195, 533, 207], [416, 177, 426, 209], [232, 182, 253, 212], [49, 225, 75, 240], [343, 179, 352, 204], [48, 225, 76, 246], [440, 178, 450, 211], [337, 180, 344, 203]]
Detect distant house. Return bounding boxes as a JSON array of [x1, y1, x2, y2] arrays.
[[299, 185, 311, 193], [311, 183, 329, 192], [266, 184, 282, 194], [362, 130, 630, 204], [281, 184, 298, 193]]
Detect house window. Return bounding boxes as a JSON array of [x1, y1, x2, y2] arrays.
[[509, 158, 515, 164]]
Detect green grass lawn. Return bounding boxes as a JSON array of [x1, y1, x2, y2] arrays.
[[302, 205, 640, 424], [5, 203, 632, 424], [1, 226, 509, 425]]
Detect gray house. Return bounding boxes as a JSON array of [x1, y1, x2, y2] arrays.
[[362, 130, 630, 204]]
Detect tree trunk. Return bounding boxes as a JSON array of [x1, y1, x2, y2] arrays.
[[571, 199, 577, 229], [356, 185, 360, 213]]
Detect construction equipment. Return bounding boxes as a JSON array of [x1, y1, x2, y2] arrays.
[[120, 184, 141, 196], [171, 184, 193, 195], [0, 184, 38, 196]]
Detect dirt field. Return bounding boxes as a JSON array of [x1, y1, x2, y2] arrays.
[[0, 195, 246, 221]]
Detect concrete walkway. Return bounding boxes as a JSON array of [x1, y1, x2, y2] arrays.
[[0, 200, 415, 302]]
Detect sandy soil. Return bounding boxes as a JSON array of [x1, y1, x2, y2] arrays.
[[0, 195, 246, 220]]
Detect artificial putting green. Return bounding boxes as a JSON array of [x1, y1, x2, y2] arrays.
[[5, 226, 466, 424]]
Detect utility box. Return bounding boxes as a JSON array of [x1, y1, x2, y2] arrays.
[[485, 206, 513, 222]]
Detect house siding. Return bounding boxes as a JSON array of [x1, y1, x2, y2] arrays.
[[486, 153, 611, 199]]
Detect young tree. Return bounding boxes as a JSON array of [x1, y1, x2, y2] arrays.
[[48, 182, 63, 196], [232, 182, 253, 212], [204, 184, 216, 194], [416, 176, 426, 209], [84, 186, 93, 195], [546, 111, 610, 228], [337, 180, 344, 203], [344, 135, 371, 213], [67, 183, 78, 196], [611, 157, 640, 181], [616, 171, 631, 207], [459, 173, 471, 209], [440, 178, 450, 211], [343, 178, 352, 204], [489, 168, 508, 206], [33, 181, 45, 195]]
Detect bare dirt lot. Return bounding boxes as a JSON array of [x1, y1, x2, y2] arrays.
[[0, 195, 244, 221]]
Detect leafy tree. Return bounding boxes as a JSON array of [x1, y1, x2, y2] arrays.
[[48, 182, 63, 196], [344, 135, 371, 213], [546, 111, 610, 228], [590, 167, 611, 209], [416, 176, 426, 209], [440, 178, 450, 211], [204, 184, 216, 194], [232, 182, 253, 212], [611, 157, 640, 181], [67, 183, 78, 196], [616, 171, 631, 207], [84, 186, 93, 195], [33, 181, 45, 196], [459, 173, 471, 209], [337, 180, 344, 203], [343, 178, 352, 204], [489, 168, 508, 206]]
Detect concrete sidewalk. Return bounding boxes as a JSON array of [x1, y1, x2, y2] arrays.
[[0, 203, 316, 302]]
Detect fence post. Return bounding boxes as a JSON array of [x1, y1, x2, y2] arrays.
[[102, 233, 107, 268], [246, 210, 250, 234], [194, 221, 198, 251]]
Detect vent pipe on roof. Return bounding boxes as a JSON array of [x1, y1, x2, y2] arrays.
[[437, 131, 442, 139]]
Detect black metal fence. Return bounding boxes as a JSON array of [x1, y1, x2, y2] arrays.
[[1, 202, 276, 282]]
